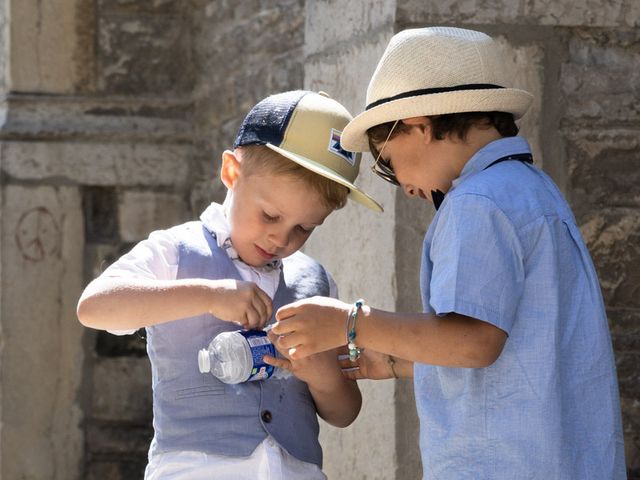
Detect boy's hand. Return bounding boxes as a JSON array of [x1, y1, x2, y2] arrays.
[[338, 347, 399, 380], [271, 296, 349, 359], [209, 280, 272, 329], [264, 331, 345, 386]]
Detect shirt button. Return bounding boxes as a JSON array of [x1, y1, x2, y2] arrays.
[[261, 410, 273, 423]]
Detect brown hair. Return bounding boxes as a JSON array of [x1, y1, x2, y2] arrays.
[[235, 145, 349, 210], [367, 111, 519, 159]]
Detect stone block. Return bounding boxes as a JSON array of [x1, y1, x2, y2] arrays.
[[579, 209, 640, 308], [118, 190, 189, 242], [565, 130, 640, 213], [84, 187, 120, 244], [398, 0, 522, 26], [91, 357, 152, 422], [86, 421, 152, 455], [9, 0, 80, 93], [528, 0, 640, 27], [560, 29, 640, 126], [98, 0, 180, 14], [609, 309, 640, 357], [1, 141, 192, 188], [98, 14, 192, 95], [1, 185, 85, 480], [0, 94, 192, 143], [397, 0, 640, 27], [305, 0, 396, 55], [621, 395, 640, 473], [305, 31, 393, 114], [86, 457, 148, 480]]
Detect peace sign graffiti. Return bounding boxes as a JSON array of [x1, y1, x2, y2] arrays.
[[15, 207, 61, 262]]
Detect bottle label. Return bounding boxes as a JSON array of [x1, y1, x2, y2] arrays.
[[239, 330, 276, 382]]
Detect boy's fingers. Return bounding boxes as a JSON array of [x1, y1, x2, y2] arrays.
[[256, 289, 273, 320], [246, 304, 266, 329], [270, 319, 295, 336], [273, 330, 299, 350], [263, 355, 291, 371], [275, 303, 298, 321], [287, 344, 313, 360], [341, 366, 362, 381]]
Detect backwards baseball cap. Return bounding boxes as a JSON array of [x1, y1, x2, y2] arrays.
[[233, 90, 383, 212]]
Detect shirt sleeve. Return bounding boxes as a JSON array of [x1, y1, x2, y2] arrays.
[[103, 229, 179, 335], [326, 269, 339, 299], [428, 193, 525, 334]]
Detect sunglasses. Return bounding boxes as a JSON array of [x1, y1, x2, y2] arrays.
[[370, 120, 400, 186]]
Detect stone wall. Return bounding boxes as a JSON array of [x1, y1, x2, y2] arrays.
[[0, 1, 638, 479]]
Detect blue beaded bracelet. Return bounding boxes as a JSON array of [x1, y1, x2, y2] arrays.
[[346, 299, 365, 361]]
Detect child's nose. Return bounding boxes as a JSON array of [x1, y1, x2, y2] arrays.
[[269, 229, 290, 249]]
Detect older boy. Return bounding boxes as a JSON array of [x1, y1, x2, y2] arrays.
[[271, 28, 626, 479], [77, 90, 382, 479]]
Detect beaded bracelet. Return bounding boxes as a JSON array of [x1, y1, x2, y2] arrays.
[[346, 299, 365, 361]]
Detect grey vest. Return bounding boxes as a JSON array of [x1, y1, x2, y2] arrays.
[[146, 221, 329, 466]]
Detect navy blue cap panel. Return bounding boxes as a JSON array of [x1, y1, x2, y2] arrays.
[[233, 90, 308, 148]]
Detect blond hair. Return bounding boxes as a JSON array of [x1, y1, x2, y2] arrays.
[[235, 145, 349, 210]]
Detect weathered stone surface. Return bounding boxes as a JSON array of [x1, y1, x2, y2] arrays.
[[97, 12, 192, 95], [0, 95, 192, 142], [610, 309, 640, 361], [566, 130, 640, 213], [9, 0, 81, 92], [560, 29, 640, 126], [580, 210, 640, 308], [91, 357, 152, 422], [98, 0, 179, 14], [304, 11, 415, 478], [118, 190, 189, 242], [620, 395, 640, 472], [0, 2, 8, 93], [189, 0, 305, 213], [397, 0, 640, 27], [305, 0, 396, 55], [1, 141, 192, 187], [1, 185, 84, 480]]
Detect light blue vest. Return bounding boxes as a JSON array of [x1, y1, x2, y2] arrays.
[[146, 221, 329, 466]]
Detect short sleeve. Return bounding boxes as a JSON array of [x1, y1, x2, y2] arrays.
[[429, 194, 525, 333], [102, 229, 179, 281], [102, 229, 179, 335]]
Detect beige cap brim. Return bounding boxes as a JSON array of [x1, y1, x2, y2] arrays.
[[266, 143, 383, 213]]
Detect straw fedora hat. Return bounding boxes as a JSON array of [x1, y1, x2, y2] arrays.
[[341, 27, 534, 152]]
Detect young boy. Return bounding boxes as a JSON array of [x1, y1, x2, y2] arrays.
[[77, 90, 382, 480], [269, 28, 627, 478]]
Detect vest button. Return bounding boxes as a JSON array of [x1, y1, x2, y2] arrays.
[[261, 410, 273, 423]]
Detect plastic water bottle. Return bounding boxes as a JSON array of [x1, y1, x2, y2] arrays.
[[198, 329, 290, 384]]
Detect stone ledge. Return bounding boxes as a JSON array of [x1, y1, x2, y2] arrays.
[[0, 93, 193, 143], [0, 141, 192, 187], [397, 0, 640, 27]]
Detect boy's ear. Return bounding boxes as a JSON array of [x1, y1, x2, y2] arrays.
[[221, 150, 241, 189], [401, 116, 433, 144]]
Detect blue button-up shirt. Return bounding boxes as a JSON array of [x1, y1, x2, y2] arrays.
[[416, 136, 626, 479]]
